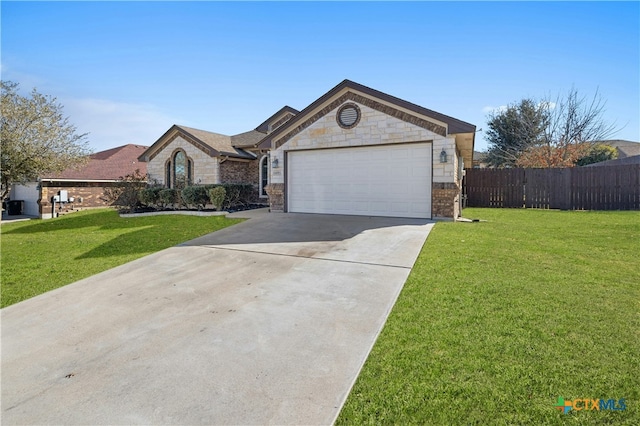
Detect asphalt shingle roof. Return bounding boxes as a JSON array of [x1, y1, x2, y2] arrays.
[[602, 140, 640, 158], [176, 125, 254, 158], [231, 130, 267, 148], [44, 144, 148, 180]]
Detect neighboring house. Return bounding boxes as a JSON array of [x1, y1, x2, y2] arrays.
[[585, 140, 640, 167], [9, 144, 148, 219], [140, 80, 476, 219], [472, 151, 489, 168], [604, 139, 640, 159], [585, 155, 640, 167]]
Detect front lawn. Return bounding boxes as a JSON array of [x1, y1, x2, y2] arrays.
[[337, 208, 639, 424], [0, 209, 242, 307]]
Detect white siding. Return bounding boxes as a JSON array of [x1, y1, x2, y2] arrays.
[[9, 183, 40, 216]]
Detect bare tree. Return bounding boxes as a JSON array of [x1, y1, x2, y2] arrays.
[[517, 88, 618, 168], [1, 81, 91, 200]]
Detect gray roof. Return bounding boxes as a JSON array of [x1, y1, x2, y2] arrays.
[[600, 140, 640, 158], [231, 130, 267, 148], [139, 125, 256, 162], [585, 155, 640, 167], [177, 125, 255, 159], [255, 106, 299, 134]]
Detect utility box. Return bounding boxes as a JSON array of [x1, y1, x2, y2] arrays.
[[7, 200, 24, 215], [59, 190, 68, 203]]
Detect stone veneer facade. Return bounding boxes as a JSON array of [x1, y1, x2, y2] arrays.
[[269, 101, 458, 186], [146, 136, 219, 186], [267, 100, 463, 218]]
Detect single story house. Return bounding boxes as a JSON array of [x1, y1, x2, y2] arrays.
[[139, 80, 476, 219], [585, 140, 640, 167], [472, 151, 490, 168], [9, 144, 148, 219]]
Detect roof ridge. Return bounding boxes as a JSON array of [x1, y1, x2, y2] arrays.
[[175, 124, 231, 138], [257, 79, 476, 149]]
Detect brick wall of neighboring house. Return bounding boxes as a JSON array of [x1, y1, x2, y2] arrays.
[[432, 182, 460, 219], [39, 182, 118, 218]]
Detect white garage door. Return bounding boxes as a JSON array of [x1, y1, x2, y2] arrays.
[[287, 143, 432, 218]]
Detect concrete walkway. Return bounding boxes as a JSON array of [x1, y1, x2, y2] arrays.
[[0, 213, 37, 224], [1, 213, 433, 425]]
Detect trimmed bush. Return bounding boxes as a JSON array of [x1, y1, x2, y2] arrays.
[[181, 185, 210, 210], [208, 186, 226, 211], [158, 188, 178, 209], [220, 183, 254, 209], [201, 183, 253, 209], [139, 187, 163, 208]]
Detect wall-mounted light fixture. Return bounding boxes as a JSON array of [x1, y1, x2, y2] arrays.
[[440, 149, 448, 163], [272, 157, 279, 168]]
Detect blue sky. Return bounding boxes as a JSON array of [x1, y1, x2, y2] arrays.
[[2, 1, 638, 153]]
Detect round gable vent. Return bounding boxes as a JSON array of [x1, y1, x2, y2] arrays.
[[337, 103, 361, 129]]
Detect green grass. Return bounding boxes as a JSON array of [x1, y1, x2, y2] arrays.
[[337, 208, 640, 425], [1, 209, 242, 307]]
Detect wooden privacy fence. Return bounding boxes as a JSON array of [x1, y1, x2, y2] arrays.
[[464, 164, 640, 210]]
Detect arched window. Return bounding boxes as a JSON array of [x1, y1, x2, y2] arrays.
[[167, 150, 194, 188], [174, 151, 186, 187], [259, 155, 269, 197]]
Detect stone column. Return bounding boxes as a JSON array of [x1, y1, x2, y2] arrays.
[[265, 183, 284, 213]]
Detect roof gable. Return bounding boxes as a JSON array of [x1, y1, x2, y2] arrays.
[[258, 80, 476, 150], [139, 125, 254, 162], [255, 106, 299, 134]]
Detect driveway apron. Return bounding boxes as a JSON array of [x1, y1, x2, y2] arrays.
[[1, 213, 433, 425]]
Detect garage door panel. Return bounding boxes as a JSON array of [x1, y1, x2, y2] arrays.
[[288, 143, 432, 218]]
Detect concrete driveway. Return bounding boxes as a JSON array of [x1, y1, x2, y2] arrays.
[[1, 212, 433, 425]]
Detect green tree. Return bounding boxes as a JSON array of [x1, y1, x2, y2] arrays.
[[575, 143, 618, 166], [485, 99, 548, 168], [485, 88, 618, 168], [1, 81, 91, 200]]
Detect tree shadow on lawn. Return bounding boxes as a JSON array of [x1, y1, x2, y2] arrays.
[[74, 225, 165, 259], [1, 210, 140, 235]]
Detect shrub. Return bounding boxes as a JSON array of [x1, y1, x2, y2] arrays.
[[208, 186, 226, 211], [220, 183, 254, 209], [101, 169, 147, 213], [200, 183, 253, 210], [181, 185, 210, 210], [139, 187, 163, 208], [158, 188, 178, 209]]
